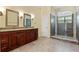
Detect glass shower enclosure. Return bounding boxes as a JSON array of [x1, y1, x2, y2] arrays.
[[50, 14, 73, 37]]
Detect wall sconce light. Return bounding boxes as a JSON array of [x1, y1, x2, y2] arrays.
[[31, 14, 35, 20], [0, 7, 5, 16], [20, 16, 23, 19], [0, 11, 3, 16], [19, 11, 23, 19]]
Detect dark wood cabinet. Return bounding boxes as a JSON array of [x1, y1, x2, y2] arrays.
[[24, 29, 38, 43], [25, 30, 31, 43], [0, 28, 38, 52], [9, 31, 17, 50], [17, 30, 26, 46], [0, 32, 9, 52]]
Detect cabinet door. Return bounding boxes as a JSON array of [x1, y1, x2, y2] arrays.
[[31, 29, 38, 41], [30, 29, 35, 41], [0, 32, 9, 52], [9, 31, 17, 50], [34, 29, 38, 40], [25, 29, 34, 43], [25, 29, 38, 43], [17, 30, 26, 46], [0, 34, 1, 52], [25, 30, 31, 43]]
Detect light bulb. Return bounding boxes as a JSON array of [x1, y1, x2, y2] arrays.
[[31, 14, 35, 19]]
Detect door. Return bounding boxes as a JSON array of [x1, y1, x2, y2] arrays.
[[41, 14, 49, 37], [57, 15, 73, 37], [65, 15, 73, 37], [57, 17, 65, 35]]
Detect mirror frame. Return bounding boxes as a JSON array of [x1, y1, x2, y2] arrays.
[[6, 9, 19, 27], [23, 13, 31, 27]]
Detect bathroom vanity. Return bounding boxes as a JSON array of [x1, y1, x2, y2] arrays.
[[0, 28, 38, 52]]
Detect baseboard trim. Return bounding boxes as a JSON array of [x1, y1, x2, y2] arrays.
[[40, 36, 50, 38], [51, 37, 79, 45]]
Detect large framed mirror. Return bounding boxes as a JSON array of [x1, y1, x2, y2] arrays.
[[23, 14, 31, 28], [6, 9, 19, 28]]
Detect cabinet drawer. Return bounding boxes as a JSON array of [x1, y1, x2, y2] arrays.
[[1, 47, 8, 52], [1, 43, 8, 47], [17, 30, 25, 33], [1, 39, 8, 44], [1, 32, 9, 43]]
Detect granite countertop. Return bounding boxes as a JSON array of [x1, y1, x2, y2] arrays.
[[0, 27, 37, 32]]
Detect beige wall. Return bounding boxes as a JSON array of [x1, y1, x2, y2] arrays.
[[0, 8, 6, 28], [0, 15, 6, 28]]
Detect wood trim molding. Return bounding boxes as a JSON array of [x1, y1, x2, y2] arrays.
[[6, 9, 19, 27]]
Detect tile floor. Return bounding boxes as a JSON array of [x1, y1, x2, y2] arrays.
[[10, 37, 79, 52]]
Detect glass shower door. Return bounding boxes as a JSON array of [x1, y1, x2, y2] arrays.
[[65, 15, 73, 37], [57, 17, 65, 36], [57, 15, 73, 37], [50, 15, 55, 36], [76, 14, 79, 41]]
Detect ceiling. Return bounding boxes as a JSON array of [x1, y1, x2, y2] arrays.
[[5, 6, 41, 13], [52, 6, 79, 11]]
